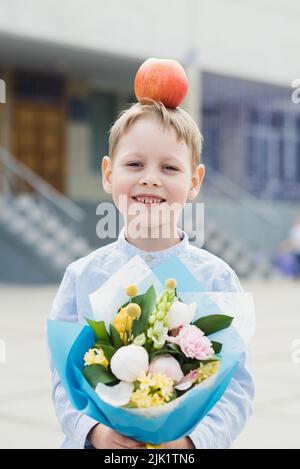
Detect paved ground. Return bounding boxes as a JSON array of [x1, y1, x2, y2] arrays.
[[0, 278, 299, 449]]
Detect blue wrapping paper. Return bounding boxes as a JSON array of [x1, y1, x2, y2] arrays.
[[47, 255, 244, 444]]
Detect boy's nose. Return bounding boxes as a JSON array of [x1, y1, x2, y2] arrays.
[[139, 174, 162, 187]]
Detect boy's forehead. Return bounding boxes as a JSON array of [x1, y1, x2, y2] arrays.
[[126, 114, 177, 139], [117, 117, 188, 156]]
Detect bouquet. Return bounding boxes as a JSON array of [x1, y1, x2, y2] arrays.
[[48, 255, 245, 446]]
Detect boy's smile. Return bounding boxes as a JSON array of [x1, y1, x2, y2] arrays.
[[131, 193, 166, 207]]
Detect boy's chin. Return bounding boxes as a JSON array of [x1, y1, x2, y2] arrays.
[[126, 217, 164, 230], [125, 216, 178, 239]]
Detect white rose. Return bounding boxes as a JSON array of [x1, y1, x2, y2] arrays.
[[167, 301, 196, 330], [110, 344, 149, 382]]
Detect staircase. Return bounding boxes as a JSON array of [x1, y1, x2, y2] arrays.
[[0, 147, 92, 283], [185, 164, 283, 278], [202, 218, 273, 278], [0, 148, 285, 282]]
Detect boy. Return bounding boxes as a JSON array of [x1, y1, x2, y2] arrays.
[[49, 98, 254, 449]]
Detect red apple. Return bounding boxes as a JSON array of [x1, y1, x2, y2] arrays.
[[134, 58, 188, 108]]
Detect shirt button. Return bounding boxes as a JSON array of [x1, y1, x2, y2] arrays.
[[145, 254, 153, 263]]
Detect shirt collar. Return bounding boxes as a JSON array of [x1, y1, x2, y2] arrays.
[[116, 226, 189, 267]]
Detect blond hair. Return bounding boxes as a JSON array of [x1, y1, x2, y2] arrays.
[[108, 98, 203, 169]]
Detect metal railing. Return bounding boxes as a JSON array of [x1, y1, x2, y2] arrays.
[[0, 147, 85, 228]]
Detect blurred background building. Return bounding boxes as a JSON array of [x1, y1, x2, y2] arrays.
[[0, 0, 300, 282], [1, 0, 300, 451]]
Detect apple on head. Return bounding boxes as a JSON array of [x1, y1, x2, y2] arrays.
[[134, 58, 188, 109]]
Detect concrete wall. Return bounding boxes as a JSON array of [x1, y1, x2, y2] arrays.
[[1, 0, 299, 201], [0, 0, 299, 86]]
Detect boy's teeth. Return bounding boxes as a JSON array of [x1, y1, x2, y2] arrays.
[[135, 197, 163, 204]]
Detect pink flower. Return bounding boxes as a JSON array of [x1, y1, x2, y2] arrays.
[[175, 369, 198, 391], [167, 325, 214, 360], [148, 355, 184, 383]]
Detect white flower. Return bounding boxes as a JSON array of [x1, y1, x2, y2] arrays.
[[110, 344, 149, 382], [147, 321, 168, 349], [133, 332, 146, 346], [167, 301, 196, 330], [95, 381, 134, 407], [148, 355, 184, 383]]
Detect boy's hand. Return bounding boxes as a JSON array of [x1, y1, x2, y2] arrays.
[[162, 436, 195, 449], [88, 423, 145, 449]]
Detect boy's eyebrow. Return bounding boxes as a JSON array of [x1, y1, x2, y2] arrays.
[[122, 152, 145, 159], [121, 152, 183, 164]]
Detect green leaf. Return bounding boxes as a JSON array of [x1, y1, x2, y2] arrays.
[[118, 301, 130, 312], [109, 323, 122, 348], [167, 343, 184, 355], [143, 338, 152, 354], [193, 314, 233, 336], [85, 318, 111, 344], [94, 342, 116, 361], [181, 361, 200, 374], [131, 285, 156, 338], [82, 364, 117, 389], [211, 341, 222, 354], [149, 344, 184, 362]]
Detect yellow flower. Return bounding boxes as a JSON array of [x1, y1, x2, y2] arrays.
[[113, 307, 132, 343], [153, 374, 174, 400], [84, 348, 109, 368], [138, 371, 154, 389], [130, 389, 156, 408], [126, 284, 138, 297], [196, 361, 220, 383], [129, 372, 174, 408], [126, 303, 141, 319], [165, 278, 177, 290]]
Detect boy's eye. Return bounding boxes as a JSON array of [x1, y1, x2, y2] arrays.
[[126, 162, 178, 171], [164, 165, 178, 171], [126, 162, 143, 167]]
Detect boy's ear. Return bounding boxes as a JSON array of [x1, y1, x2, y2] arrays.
[[188, 164, 205, 200], [102, 156, 113, 194]]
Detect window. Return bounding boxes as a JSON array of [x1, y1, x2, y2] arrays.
[[278, 138, 285, 182], [89, 92, 117, 172], [247, 135, 256, 177], [297, 141, 300, 183], [246, 108, 289, 195], [202, 108, 220, 171], [14, 70, 64, 103], [271, 111, 283, 129], [68, 98, 89, 122]]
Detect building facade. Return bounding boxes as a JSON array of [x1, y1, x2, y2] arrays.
[[1, 0, 300, 281], [1, 0, 300, 203]]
